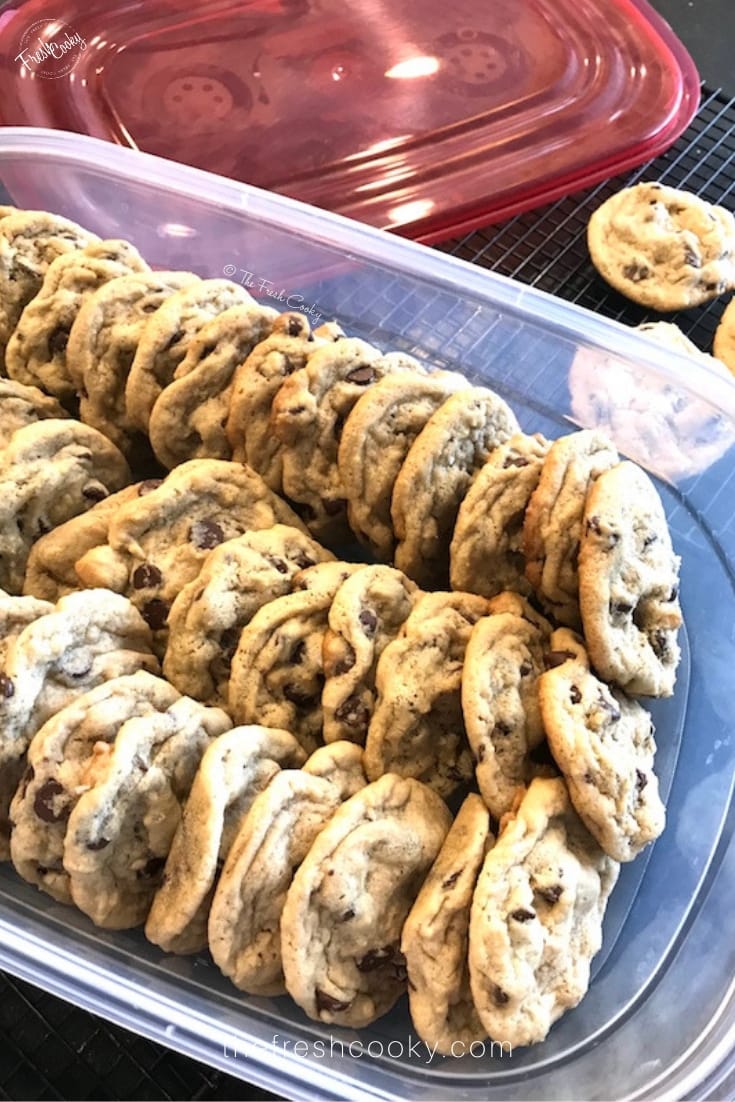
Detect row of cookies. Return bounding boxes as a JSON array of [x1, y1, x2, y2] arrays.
[[4, 622, 618, 1052], [587, 181, 735, 372]]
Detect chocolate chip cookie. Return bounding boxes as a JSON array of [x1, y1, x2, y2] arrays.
[[125, 279, 254, 432], [587, 182, 735, 311], [469, 776, 619, 1047], [281, 773, 452, 1027], [225, 313, 326, 489], [0, 378, 69, 443], [208, 742, 366, 994], [22, 482, 156, 602], [228, 562, 361, 753], [523, 429, 618, 627], [145, 724, 306, 954], [10, 671, 179, 901], [539, 628, 665, 860], [0, 590, 158, 859], [163, 525, 333, 706], [462, 606, 551, 818], [392, 387, 520, 587], [73, 459, 307, 653], [0, 419, 131, 594], [71, 270, 201, 455], [0, 210, 99, 364], [714, 298, 735, 376], [0, 591, 55, 856], [451, 433, 550, 598], [148, 302, 279, 468], [402, 794, 492, 1055], [322, 564, 418, 745], [338, 369, 469, 559], [364, 591, 489, 798], [63, 694, 230, 928], [578, 461, 682, 696], [272, 338, 401, 542], [5, 240, 149, 400]]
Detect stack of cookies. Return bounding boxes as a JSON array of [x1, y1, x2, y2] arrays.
[[0, 201, 687, 1053]]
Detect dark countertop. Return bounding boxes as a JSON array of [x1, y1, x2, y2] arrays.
[[1, 2, 733, 1101]]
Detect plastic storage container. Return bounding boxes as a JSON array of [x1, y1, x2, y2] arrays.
[[1, 128, 735, 1101], [0, 0, 700, 240]]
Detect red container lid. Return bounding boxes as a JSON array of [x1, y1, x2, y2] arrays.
[[0, 0, 699, 242]]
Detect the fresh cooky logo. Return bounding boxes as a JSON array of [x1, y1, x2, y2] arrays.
[[15, 19, 87, 80]]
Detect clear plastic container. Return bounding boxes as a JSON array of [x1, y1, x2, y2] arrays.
[[0, 0, 699, 240], [1, 127, 735, 1101]]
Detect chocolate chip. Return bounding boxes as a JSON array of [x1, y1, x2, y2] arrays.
[[266, 555, 290, 575], [315, 989, 351, 1014], [292, 552, 316, 570], [339, 907, 356, 922], [86, 837, 110, 851], [569, 684, 582, 704], [503, 455, 530, 468], [622, 262, 651, 282], [0, 675, 14, 699], [544, 650, 575, 669], [285, 315, 306, 337], [511, 908, 536, 922], [356, 946, 407, 981], [668, 583, 679, 602], [643, 531, 659, 548], [142, 598, 169, 630], [283, 684, 318, 706], [492, 720, 512, 738], [82, 484, 108, 503], [136, 856, 166, 880], [635, 769, 648, 792], [650, 629, 670, 660], [598, 692, 621, 721], [138, 479, 163, 496], [442, 870, 461, 889], [33, 779, 68, 824], [683, 245, 701, 268], [334, 695, 370, 730], [332, 644, 356, 676], [586, 516, 602, 534], [132, 562, 162, 589], [219, 626, 240, 659], [346, 365, 377, 385], [519, 660, 533, 676], [189, 519, 225, 550], [48, 328, 69, 356], [538, 884, 562, 905], [492, 985, 510, 1006], [358, 608, 378, 636], [477, 743, 486, 762], [322, 498, 346, 516], [610, 600, 633, 618]]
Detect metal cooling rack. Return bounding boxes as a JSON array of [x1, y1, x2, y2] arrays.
[[2, 84, 735, 1102]]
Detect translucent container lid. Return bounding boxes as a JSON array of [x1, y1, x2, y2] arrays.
[[0, 0, 699, 240], [1, 128, 735, 1101]]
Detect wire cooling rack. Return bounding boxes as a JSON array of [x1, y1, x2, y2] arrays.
[[2, 84, 735, 1102]]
